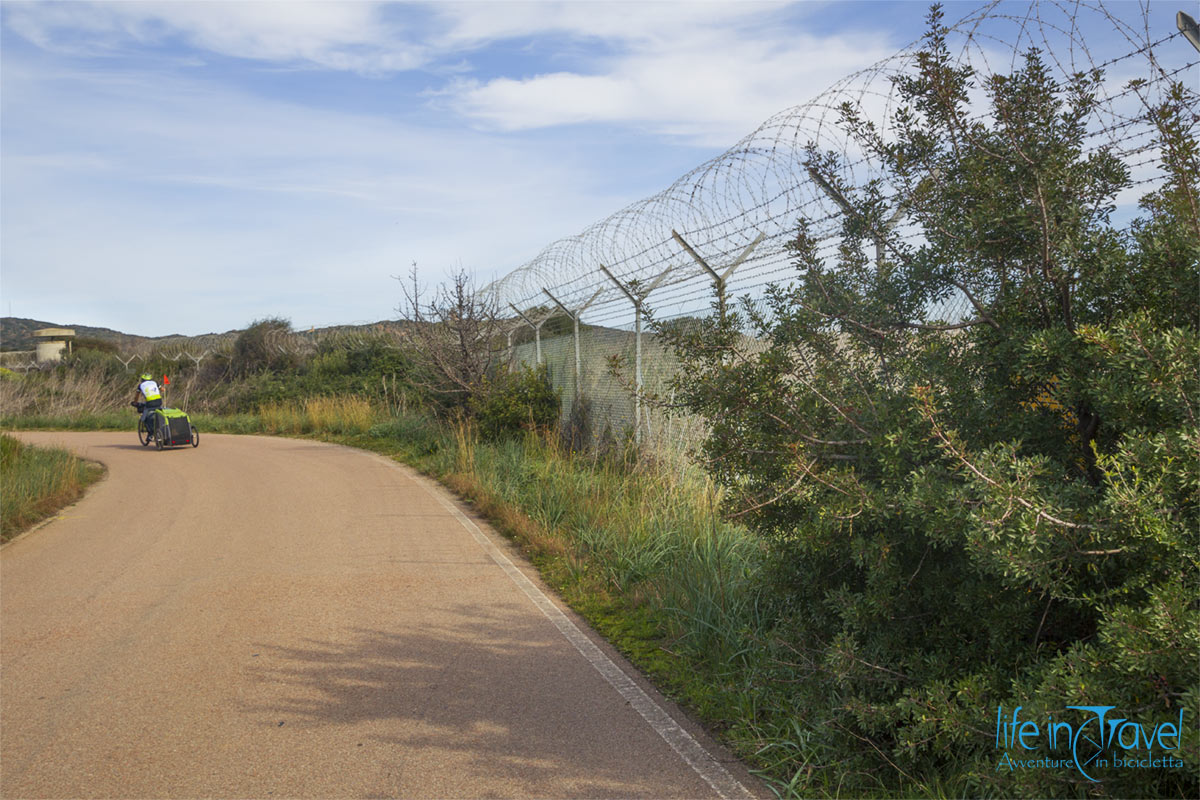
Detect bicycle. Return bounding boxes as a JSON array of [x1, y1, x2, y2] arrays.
[[132, 401, 153, 446]]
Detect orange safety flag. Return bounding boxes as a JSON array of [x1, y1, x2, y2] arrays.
[[163, 375, 170, 386]]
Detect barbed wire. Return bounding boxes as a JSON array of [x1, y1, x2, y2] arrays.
[[484, 0, 1195, 329]]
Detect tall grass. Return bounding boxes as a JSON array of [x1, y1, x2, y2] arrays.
[[442, 426, 771, 680], [0, 359, 214, 430], [257, 396, 375, 435], [0, 362, 127, 419], [0, 434, 104, 542]]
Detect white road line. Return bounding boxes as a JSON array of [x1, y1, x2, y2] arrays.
[[390, 462, 755, 800]]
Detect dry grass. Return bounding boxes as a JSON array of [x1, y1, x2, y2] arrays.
[[0, 365, 127, 418], [258, 396, 375, 435]]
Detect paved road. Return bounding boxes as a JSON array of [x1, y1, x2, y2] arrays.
[[1, 432, 761, 799]]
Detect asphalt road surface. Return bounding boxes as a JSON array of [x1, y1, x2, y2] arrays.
[[2, 432, 762, 799]]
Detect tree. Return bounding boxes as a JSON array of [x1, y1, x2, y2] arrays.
[[396, 264, 508, 413], [658, 8, 1198, 795]]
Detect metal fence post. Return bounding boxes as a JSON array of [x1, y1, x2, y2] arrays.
[[598, 265, 673, 446], [543, 287, 603, 402], [505, 324, 521, 368], [508, 304, 550, 365], [1179, 11, 1200, 53], [804, 166, 907, 274], [672, 230, 764, 323]]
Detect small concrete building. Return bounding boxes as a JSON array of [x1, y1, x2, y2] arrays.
[[33, 328, 75, 363]]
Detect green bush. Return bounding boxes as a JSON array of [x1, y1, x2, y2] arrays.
[[470, 364, 559, 440], [232, 317, 299, 377], [215, 333, 417, 414], [59, 347, 125, 378], [71, 336, 117, 354], [659, 12, 1198, 797]]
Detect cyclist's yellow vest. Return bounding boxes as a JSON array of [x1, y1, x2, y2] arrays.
[[139, 380, 162, 401]]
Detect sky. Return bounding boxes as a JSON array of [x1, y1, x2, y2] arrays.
[[0, 0, 1189, 337]]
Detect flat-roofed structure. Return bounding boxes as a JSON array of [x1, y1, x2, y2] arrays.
[[33, 328, 75, 363]]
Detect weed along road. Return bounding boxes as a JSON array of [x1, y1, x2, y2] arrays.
[[1, 432, 761, 799]]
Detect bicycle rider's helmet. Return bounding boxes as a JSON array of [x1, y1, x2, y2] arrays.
[[140, 373, 153, 381]]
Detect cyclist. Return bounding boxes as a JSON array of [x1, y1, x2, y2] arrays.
[[133, 373, 164, 437]]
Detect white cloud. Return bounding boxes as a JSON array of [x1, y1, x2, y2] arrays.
[[446, 27, 897, 145], [4, 2, 896, 145], [429, 1, 793, 48], [3, 0, 431, 73]]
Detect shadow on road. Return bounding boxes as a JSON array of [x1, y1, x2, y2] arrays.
[[94, 442, 198, 453], [244, 603, 686, 798]]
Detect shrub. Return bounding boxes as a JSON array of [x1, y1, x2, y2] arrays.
[[659, 12, 1198, 796], [232, 317, 299, 376], [471, 364, 560, 440], [71, 336, 117, 354]]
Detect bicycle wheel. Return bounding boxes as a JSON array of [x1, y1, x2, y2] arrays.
[[138, 419, 150, 446], [154, 427, 165, 451], [190, 426, 199, 448]]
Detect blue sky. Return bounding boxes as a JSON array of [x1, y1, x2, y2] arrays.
[[0, 1, 1188, 337]]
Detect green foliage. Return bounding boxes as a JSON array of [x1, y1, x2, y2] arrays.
[[470, 364, 560, 440], [225, 334, 416, 413], [71, 336, 117, 354], [60, 347, 132, 381], [658, 9, 1198, 796], [0, 434, 103, 542], [231, 317, 299, 377]]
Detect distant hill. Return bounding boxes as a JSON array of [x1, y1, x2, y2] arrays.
[[0, 317, 411, 353], [0, 317, 174, 352]]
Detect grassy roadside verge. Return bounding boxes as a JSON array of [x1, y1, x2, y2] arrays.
[[0, 405, 816, 796], [1, 434, 106, 543]]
